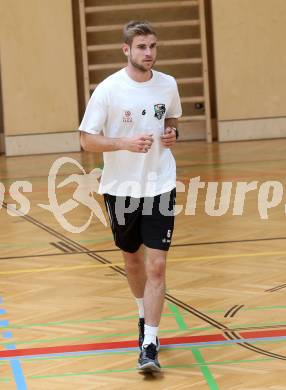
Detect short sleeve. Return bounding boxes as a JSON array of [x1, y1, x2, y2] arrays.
[[78, 83, 108, 135], [166, 78, 182, 119]]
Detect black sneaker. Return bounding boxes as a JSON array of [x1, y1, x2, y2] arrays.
[[138, 318, 160, 351], [137, 343, 161, 373]]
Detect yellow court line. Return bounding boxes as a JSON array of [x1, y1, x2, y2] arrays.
[[0, 250, 286, 276]]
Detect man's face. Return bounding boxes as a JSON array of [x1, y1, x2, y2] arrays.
[[123, 34, 157, 72]]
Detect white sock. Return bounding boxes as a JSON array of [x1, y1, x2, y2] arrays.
[[135, 298, 144, 318], [143, 324, 158, 347]]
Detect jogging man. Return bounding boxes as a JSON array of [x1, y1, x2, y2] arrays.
[[79, 20, 182, 372]]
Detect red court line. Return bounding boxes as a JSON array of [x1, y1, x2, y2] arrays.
[[0, 329, 285, 359]]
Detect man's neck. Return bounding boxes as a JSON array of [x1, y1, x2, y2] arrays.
[[125, 65, 152, 83]]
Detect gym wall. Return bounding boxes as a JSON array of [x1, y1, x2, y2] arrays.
[[0, 0, 286, 154], [211, 0, 286, 141], [0, 0, 80, 155]]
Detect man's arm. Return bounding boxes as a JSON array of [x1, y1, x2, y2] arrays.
[[161, 118, 178, 147], [165, 118, 178, 131], [80, 132, 154, 153]]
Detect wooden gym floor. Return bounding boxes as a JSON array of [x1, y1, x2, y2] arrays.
[[0, 139, 286, 389]]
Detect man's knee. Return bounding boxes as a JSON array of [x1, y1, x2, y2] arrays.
[[146, 256, 166, 281], [123, 250, 144, 273]]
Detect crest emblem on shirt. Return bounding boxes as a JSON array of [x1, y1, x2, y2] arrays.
[[154, 104, 166, 120], [123, 110, 133, 123]]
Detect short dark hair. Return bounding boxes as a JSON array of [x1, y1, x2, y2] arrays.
[[123, 21, 157, 46]]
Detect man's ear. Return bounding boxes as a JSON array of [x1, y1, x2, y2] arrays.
[[122, 43, 130, 57]]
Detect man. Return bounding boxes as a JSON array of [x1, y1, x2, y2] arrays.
[[79, 20, 182, 372]]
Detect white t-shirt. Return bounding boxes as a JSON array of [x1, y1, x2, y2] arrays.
[[78, 68, 182, 197]]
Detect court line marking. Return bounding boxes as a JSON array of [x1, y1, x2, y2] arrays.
[[167, 302, 189, 331], [0, 329, 286, 360], [1, 340, 284, 363], [1, 249, 286, 276], [0, 296, 27, 390], [1, 348, 275, 362], [26, 357, 278, 379], [2, 305, 286, 330], [3, 235, 286, 260], [3, 203, 285, 361], [4, 322, 286, 349], [192, 347, 219, 390], [0, 357, 277, 382], [168, 301, 219, 389]]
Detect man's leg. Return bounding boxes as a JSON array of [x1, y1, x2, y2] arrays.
[[122, 245, 146, 299], [122, 245, 147, 349], [137, 247, 166, 372], [143, 248, 167, 342], [104, 193, 146, 300]]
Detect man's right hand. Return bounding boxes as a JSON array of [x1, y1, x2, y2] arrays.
[[121, 134, 154, 153]]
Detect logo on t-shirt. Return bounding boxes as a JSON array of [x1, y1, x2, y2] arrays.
[[154, 104, 166, 120], [123, 110, 133, 123]]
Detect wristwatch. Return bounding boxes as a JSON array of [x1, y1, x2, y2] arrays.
[[171, 127, 179, 140]]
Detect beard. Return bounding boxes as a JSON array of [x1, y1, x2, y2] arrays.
[[129, 54, 156, 72]]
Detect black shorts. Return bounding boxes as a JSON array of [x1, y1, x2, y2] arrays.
[[104, 188, 176, 253]]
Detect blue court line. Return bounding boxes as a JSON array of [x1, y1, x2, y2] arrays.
[[10, 358, 27, 390], [0, 320, 9, 327], [2, 331, 13, 339], [164, 336, 286, 349], [0, 297, 27, 390]]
